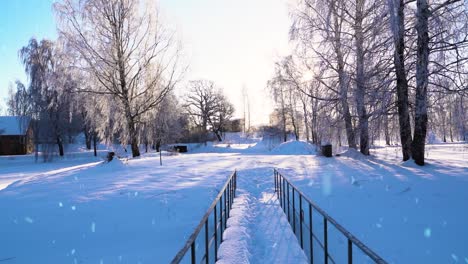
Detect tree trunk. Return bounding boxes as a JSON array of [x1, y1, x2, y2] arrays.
[[461, 96, 466, 141], [93, 132, 97, 157], [281, 101, 288, 142], [122, 102, 140, 157], [290, 109, 299, 141], [449, 110, 454, 142], [332, 3, 356, 149], [155, 139, 161, 152], [57, 135, 64, 156], [442, 114, 447, 142], [130, 132, 140, 157], [412, 0, 430, 166], [384, 114, 391, 145], [301, 98, 310, 142], [388, 0, 413, 160], [355, 0, 369, 155], [84, 129, 91, 150], [214, 130, 223, 141]]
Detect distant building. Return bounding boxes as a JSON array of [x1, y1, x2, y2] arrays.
[[0, 116, 33, 155], [224, 118, 244, 132]]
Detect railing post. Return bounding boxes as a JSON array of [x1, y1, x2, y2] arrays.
[[214, 204, 218, 261], [292, 188, 296, 234], [220, 195, 223, 241], [274, 170, 277, 195], [191, 242, 196, 264], [324, 217, 328, 264], [227, 182, 230, 218], [234, 171, 237, 193], [309, 203, 313, 264], [280, 176, 283, 208], [224, 188, 227, 228], [300, 195, 303, 248], [231, 176, 234, 207], [287, 183, 290, 222], [205, 221, 209, 264], [282, 178, 286, 214], [348, 238, 353, 264]]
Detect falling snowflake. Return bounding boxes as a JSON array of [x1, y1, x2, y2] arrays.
[[24, 217, 34, 224], [71, 205, 76, 211], [424, 228, 431, 238], [91, 222, 96, 233], [58, 202, 63, 207]]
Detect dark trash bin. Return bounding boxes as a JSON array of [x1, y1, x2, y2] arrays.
[[107, 151, 115, 161], [174, 145, 188, 153], [321, 144, 332, 157]]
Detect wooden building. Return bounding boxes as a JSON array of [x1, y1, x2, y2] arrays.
[[0, 116, 33, 155]]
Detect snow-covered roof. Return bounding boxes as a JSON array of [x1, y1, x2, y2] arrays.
[[0, 116, 31, 136]]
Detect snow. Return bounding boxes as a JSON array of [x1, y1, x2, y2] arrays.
[[270, 140, 317, 155], [0, 116, 30, 135], [217, 167, 308, 263], [0, 139, 467, 263]]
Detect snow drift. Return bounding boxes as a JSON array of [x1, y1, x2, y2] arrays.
[[270, 141, 317, 155]]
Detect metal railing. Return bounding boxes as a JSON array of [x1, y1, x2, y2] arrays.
[[171, 171, 237, 264], [274, 169, 387, 264]]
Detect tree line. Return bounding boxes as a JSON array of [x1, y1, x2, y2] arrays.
[[268, 0, 468, 165], [6, 0, 236, 159]]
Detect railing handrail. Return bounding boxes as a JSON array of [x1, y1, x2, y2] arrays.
[[171, 170, 237, 263], [274, 169, 387, 264]]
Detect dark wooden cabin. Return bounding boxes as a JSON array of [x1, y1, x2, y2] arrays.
[[0, 116, 33, 155]]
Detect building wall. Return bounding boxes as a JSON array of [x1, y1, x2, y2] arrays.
[[0, 135, 28, 155]]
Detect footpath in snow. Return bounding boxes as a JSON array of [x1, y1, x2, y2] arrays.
[[217, 167, 308, 264]]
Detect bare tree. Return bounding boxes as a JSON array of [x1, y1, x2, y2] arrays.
[[291, 0, 357, 148], [184, 80, 235, 142], [54, 0, 182, 157]]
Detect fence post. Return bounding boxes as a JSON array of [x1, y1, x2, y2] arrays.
[[220, 195, 224, 241], [231, 177, 234, 207], [214, 204, 218, 261], [282, 178, 286, 214], [191, 243, 196, 264], [280, 176, 283, 208], [324, 217, 328, 264], [205, 221, 209, 264], [234, 171, 237, 193], [274, 170, 276, 193], [224, 188, 227, 228], [348, 238, 353, 264], [287, 183, 290, 222], [309, 203, 313, 264], [227, 182, 230, 218], [292, 188, 296, 234], [300, 195, 303, 248]]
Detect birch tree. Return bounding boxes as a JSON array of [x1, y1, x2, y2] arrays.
[[54, 0, 181, 157]]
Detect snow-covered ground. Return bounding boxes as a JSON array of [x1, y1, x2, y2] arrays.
[[0, 140, 467, 263]]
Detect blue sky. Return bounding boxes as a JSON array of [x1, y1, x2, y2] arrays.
[[0, 0, 291, 124], [0, 0, 57, 112]]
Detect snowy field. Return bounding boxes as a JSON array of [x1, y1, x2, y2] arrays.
[[0, 140, 467, 263]]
